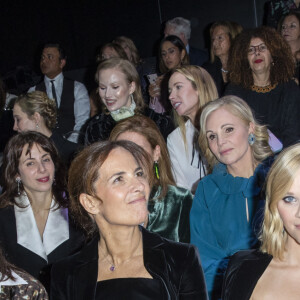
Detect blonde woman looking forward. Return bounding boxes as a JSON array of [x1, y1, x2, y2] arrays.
[[190, 95, 273, 299], [167, 65, 218, 193], [223, 143, 300, 299]]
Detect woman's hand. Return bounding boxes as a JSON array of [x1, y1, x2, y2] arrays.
[[148, 76, 164, 98]]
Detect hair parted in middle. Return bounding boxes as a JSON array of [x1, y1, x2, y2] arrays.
[[95, 57, 145, 113], [260, 143, 300, 259], [0, 131, 67, 209], [209, 20, 243, 63], [159, 35, 189, 73], [199, 95, 273, 173], [68, 140, 153, 237], [14, 91, 57, 130], [228, 26, 295, 89], [109, 115, 175, 199]]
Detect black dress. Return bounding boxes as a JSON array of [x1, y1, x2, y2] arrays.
[[224, 80, 300, 147], [202, 58, 226, 96], [84, 108, 174, 145], [95, 278, 165, 300]]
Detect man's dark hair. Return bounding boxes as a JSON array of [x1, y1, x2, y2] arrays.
[[43, 43, 66, 60]]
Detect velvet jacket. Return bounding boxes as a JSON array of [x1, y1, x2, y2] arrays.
[[147, 185, 193, 243], [84, 108, 174, 145], [50, 227, 208, 300], [0, 199, 85, 292], [222, 249, 272, 300]]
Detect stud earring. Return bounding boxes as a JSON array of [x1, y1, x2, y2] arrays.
[[248, 133, 256, 145], [15, 177, 22, 195]]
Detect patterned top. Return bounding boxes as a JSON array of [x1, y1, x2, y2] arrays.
[[0, 269, 48, 300], [266, 0, 300, 28]]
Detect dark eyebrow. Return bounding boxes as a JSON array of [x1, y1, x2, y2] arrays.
[[108, 166, 142, 181]]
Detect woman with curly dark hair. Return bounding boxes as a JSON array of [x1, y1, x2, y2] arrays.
[[0, 131, 84, 293], [225, 26, 300, 147]]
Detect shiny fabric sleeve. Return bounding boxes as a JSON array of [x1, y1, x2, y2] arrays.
[[179, 244, 208, 299], [190, 181, 228, 297]]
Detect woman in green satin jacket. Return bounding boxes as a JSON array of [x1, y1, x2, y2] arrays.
[[110, 115, 192, 242]]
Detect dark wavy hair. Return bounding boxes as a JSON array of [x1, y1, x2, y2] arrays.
[[68, 140, 153, 237], [0, 131, 67, 208], [228, 26, 295, 88], [159, 35, 189, 73]]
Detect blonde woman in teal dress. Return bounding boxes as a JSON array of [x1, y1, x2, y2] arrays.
[[110, 115, 193, 242]]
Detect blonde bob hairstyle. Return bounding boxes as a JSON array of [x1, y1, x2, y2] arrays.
[[95, 58, 145, 113], [14, 91, 57, 130], [260, 144, 300, 259], [170, 65, 218, 148], [199, 95, 273, 173], [110, 115, 175, 199]]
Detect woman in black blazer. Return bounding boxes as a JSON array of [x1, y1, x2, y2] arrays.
[[0, 132, 84, 292], [223, 144, 300, 299], [51, 140, 207, 300]]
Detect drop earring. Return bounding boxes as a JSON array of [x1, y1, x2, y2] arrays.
[[154, 161, 160, 180], [15, 177, 22, 195]]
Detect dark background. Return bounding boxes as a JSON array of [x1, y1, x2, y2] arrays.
[[0, 0, 269, 87]]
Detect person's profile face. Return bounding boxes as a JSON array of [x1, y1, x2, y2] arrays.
[[13, 103, 36, 133], [40, 47, 65, 79]]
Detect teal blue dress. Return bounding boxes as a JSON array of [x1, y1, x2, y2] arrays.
[[190, 158, 272, 299], [147, 185, 193, 243]]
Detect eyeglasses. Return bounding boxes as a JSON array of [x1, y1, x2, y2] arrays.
[[248, 43, 268, 55]]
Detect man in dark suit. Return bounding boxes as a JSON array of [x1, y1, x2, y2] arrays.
[[164, 17, 208, 66]]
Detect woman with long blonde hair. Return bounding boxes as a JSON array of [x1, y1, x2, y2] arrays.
[[167, 65, 218, 193]]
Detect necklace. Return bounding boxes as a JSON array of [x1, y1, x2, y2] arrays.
[[251, 83, 277, 93], [98, 232, 142, 272], [221, 68, 228, 73]]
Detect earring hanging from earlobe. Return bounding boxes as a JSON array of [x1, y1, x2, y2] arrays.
[[15, 177, 22, 195], [154, 161, 160, 180], [36, 123, 39, 129], [248, 133, 256, 145]]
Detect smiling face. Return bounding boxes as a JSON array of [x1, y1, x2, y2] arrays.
[[161, 41, 185, 71], [247, 37, 273, 76], [277, 169, 300, 246], [18, 143, 55, 196], [40, 47, 65, 79], [168, 72, 199, 122], [92, 147, 150, 226], [13, 104, 36, 132], [205, 107, 253, 174], [98, 68, 135, 112], [281, 15, 300, 43], [211, 26, 231, 59]]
